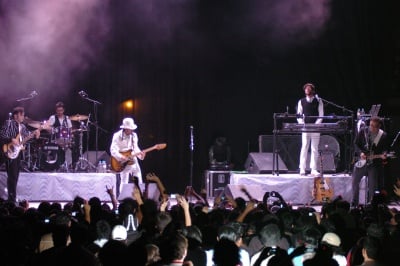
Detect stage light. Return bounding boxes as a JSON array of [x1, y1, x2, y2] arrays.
[[124, 99, 134, 109]]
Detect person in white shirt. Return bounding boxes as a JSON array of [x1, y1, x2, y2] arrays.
[[206, 224, 250, 266], [110, 117, 145, 195], [297, 83, 324, 176], [46, 101, 74, 170]]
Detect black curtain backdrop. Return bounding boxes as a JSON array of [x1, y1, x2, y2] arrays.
[[1, 0, 399, 194]]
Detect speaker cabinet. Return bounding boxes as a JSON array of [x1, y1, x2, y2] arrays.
[[205, 170, 231, 198], [306, 151, 336, 173], [244, 152, 288, 174], [259, 135, 301, 171], [258, 135, 339, 172]]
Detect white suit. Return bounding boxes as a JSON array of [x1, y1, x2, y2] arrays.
[[297, 96, 324, 174], [110, 129, 143, 193]]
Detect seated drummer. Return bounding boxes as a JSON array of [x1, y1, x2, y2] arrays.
[[48, 101, 73, 130], [46, 101, 74, 170]]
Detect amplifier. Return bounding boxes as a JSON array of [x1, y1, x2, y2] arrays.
[[204, 170, 231, 198]]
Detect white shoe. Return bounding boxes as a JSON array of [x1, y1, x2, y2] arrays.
[[311, 170, 320, 176], [300, 169, 306, 176]]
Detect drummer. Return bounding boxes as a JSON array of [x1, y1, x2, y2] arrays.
[[47, 101, 73, 170], [47, 101, 73, 130]]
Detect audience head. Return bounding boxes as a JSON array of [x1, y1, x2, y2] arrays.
[[111, 224, 128, 242], [259, 223, 281, 247]]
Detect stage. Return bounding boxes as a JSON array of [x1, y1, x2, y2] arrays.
[[0, 171, 367, 205], [227, 172, 365, 205], [0, 172, 116, 202]]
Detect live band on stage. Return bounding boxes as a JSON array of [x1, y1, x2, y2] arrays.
[[1, 89, 399, 206], [0, 102, 397, 176], [13, 113, 92, 173]]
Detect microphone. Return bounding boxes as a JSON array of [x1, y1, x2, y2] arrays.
[[190, 126, 194, 151], [78, 90, 88, 98], [8, 112, 12, 120], [30, 90, 38, 98]]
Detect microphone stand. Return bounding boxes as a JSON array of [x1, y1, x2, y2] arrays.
[[317, 95, 354, 174], [80, 94, 102, 165], [187, 126, 194, 202], [390, 131, 400, 148], [16, 92, 37, 102]]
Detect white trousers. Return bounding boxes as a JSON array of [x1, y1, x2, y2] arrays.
[[299, 132, 320, 171], [119, 162, 142, 194]]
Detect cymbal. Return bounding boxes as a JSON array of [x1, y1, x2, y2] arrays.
[[69, 114, 89, 121], [24, 116, 52, 130], [26, 120, 52, 131]]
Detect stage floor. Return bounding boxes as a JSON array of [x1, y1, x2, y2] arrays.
[[0, 171, 367, 205], [0, 171, 116, 202], [228, 172, 363, 205]]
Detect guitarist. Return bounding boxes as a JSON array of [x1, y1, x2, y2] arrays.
[[351, 116, 389, 206], [0, 107, 40, 203], [110, 117, 145, 196]]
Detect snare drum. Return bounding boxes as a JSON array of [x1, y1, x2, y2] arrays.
[[53, 126, 73, 148]]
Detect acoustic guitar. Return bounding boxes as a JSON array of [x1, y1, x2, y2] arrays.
[[312, 151, 334, 203], [110, 143, 167, 172]]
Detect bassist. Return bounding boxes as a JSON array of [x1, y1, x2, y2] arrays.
[[351, 116, 389, 206], [110, 117, 145, 196], [0, 107, 40, 203]]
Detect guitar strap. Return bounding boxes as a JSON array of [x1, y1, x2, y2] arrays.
[[18, 123, 22, 142], [372, 129, 383, 147]]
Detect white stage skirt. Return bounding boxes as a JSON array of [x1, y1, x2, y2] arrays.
[[229, 173, 364, 205], [0, 172, 116, 202]]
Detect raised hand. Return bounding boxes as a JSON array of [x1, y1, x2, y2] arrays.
[[146, 172, 160, 182]]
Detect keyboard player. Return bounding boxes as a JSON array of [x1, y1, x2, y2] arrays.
[[297, 83, 324, 176]]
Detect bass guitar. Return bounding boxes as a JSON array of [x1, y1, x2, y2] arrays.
[[313, 151, 334, 203], [110, 143, 167, 172], [2, 131, 38, 159], [354, 151, 396, 168]]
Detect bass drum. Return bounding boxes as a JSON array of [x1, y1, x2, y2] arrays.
[[39, 143, 64, 171]]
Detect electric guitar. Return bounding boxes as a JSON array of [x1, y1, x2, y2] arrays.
[[313, 151, 334, 203], [354, 151, 396, 168], [2, 131, 38, 159], [110, 143, 167, 172]]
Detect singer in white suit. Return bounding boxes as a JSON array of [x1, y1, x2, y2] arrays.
[[110, 117, 145, 194], [297, 83, 324, 176]]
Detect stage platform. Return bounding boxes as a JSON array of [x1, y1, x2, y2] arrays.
[[0, 171, 367, 206], [0, 172, 116, 202], [229, 172, 363, 205]]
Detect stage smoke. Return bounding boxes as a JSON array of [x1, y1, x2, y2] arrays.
[[0, 0, 111, 107]]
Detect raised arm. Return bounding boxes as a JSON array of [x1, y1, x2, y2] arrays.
[[106, 185, 118, 211], [177, 194, 192, 227], [146, 173, 169, 202]]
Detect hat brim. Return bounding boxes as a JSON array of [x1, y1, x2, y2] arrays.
[[120, 125, 137, 130]]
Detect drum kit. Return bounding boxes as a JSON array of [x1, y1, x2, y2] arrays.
[[21, 114, 93, 172]]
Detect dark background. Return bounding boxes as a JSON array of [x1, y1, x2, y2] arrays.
[[1, 0, 399, 194]]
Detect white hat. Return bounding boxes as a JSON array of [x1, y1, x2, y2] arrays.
[[111, 225, 127, 241], [321, 232, 341, 247], [120, 117, 137, 130]]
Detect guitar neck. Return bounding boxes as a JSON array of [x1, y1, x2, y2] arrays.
[[132, 146, 157, 156], [366, 153, 388, 160]]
